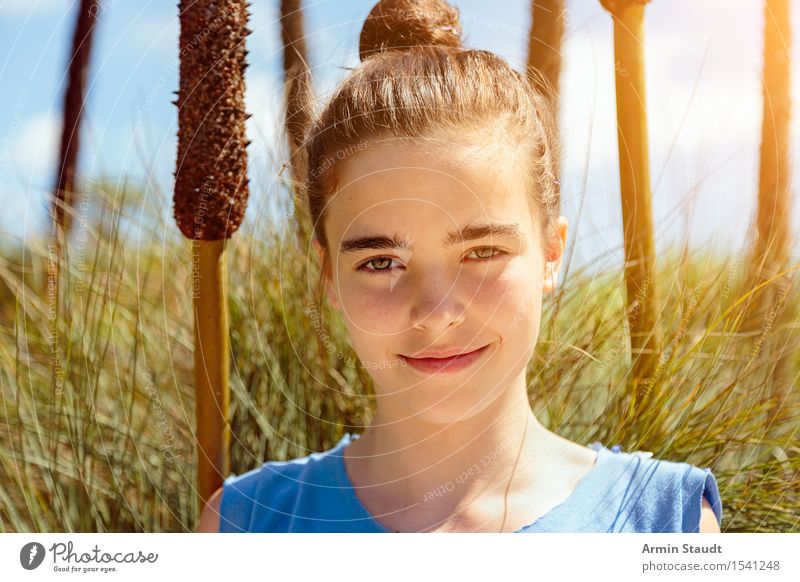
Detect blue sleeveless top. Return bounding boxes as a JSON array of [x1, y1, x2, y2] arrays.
[[219, 433, 723, 533]]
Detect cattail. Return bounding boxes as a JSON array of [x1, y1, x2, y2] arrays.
[[600, 0, 662, 414], [47, 0, 99, 307], [745, 0, 793, 319], [43, 0, 99, 519], [173, 0, 252, 507], [280, 0, 314, 248], [174, 1, 251, 240], [527, 0, 565, 318], [527, 0, 565, 121], [744, 0, 794, 424], [52, 0, 100, 237]]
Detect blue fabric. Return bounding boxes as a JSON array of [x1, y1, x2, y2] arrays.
[[219, 433, 723, 533]]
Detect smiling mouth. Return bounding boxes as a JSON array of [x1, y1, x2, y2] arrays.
[[398, 344, 491, 374], [403, 345, 487, 360]]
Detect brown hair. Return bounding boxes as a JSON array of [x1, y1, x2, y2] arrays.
[[304, 0, 560, 272]]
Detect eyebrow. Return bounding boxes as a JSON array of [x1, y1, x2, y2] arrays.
[[339, 222, 523, 254]]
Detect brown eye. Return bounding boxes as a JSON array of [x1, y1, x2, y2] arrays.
[[370, 257, 392, 270], [357, 256, 399, 274], [469, 247, 504, 260]]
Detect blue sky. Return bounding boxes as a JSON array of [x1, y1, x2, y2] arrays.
[[1, 0, 799, 272]]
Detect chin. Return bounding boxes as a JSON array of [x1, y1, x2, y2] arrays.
[[396, 378, 505, 425]]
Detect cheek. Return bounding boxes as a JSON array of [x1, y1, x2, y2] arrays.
[[336, 275, 409, 336], [467, 262, 543, 331], [508, 292, 543, 338]]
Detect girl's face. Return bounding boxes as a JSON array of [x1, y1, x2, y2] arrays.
[[313, 136, 567, 425]]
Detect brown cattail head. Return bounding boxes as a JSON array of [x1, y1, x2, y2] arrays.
[[174, 0, 252, 241]]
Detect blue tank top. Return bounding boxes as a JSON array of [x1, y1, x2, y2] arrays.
[[219, 432, 723, 533]]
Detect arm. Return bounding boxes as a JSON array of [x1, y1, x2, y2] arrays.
[[699, 495, 721, 533], [196, 486, 223, 533]]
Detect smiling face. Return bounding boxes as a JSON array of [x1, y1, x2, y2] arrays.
[[313, 133, 567, 425]]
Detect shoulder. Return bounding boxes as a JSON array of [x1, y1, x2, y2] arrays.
[[597, 447, 723, 532], [700, 496, 722, 533], [196, 486, 223, 533], [219, 459, 310, 533], [216, 445, 343, 533]]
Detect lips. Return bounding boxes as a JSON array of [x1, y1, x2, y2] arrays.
[[399, 344, 491, 374], [405, 346, 487, 359]]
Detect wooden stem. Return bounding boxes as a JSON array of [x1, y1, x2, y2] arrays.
[[193, 238, 230, 507], [609, 3, 661, 404]]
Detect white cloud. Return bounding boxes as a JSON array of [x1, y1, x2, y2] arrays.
[[0, 110, 60, 240], [13, 111, 60, 181]]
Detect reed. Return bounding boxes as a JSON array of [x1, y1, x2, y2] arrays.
[[742, 0, 795, 428], [279, 0, 315, 249], [52, 0, 100, 239], [173, 0, 253, 508], [526, 0, 565, 120], [600, 0, 663, 412], [0, 179, 796, 532]]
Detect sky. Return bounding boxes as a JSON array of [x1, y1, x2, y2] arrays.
[[1, 0, 800, 274]]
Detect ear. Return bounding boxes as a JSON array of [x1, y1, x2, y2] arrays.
[[542, 216, 568, 295], [312, 238, 341, 310]]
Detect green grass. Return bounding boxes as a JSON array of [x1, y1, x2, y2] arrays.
[[0, 179, 797, 532]]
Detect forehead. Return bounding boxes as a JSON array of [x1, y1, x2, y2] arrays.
[[324, 137, 533, 243]]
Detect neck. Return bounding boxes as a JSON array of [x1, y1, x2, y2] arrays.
[[346, 374, 555, 521]]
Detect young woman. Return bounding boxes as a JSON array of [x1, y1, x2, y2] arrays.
[[198, 0, 723, 533]]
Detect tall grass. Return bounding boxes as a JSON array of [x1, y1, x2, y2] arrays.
[[0, 177, 797, 532]]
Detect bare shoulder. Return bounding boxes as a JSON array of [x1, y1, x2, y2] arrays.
[[699, 496, 721, 533], [196, 486, 224, 533], [546, 431, 599, 470]]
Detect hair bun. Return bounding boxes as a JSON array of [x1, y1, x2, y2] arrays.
[[359, 0, 463, 61]]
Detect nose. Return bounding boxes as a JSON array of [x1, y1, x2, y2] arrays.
[[409, 265, 466, 334]]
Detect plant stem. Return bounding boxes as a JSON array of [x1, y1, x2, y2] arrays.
[[193, 238, 230, 505], [605, 1, 662, 404]]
